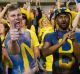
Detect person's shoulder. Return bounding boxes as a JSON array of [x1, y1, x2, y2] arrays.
[[24, 29, 31, 34], [74, 32, 80, 43], [4, 32, 10, 47], [25, 29, 33, 33], [44, 32, 56, 41], [45, 31, 56, 37], [26, 29, 36, 35], [5, 32, 10, 40], [75, 32, 80, 36], [70, 10, 77, 20], [25, 29, 37, 38], [44, 32, 56, 43]]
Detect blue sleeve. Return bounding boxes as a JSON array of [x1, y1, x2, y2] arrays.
[[44, 32, 58, 45], [75, 33, 80, 43], [44, 33, 52, 43]]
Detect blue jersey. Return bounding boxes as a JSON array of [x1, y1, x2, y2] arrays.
[[5, 30, 36, 74], [44, 31, 80, 73]]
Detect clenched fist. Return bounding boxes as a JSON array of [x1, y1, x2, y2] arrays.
[[10, 29, 19, 41]]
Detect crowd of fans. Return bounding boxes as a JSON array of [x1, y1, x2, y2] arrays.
[[0, 0, 80, 74]]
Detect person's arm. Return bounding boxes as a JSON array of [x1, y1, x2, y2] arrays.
[[36, 0, 40, 7], [66, 0, 70, 9], [41, 32, 71, 57], [2, 47, 13, 74], [33, 46, 40, 58], [6, 29, 20, 55], [36, 7, 42, 20], [41, 40, 65, 57], [56, 0, 61, 9], [73, 32, 80, 64], [30, 30, 40, 58], [2, 47, 13, 66], [29, 31, 40, 73], [72, 13, 80, 32], [0, 4, 12, 24], [0, 4, 11, 19], [8, 40, 20, 55]]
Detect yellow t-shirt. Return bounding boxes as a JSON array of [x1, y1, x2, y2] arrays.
[[30, 25, 36, 33], [27, 29, 39, 47], [39, 27, 54, 71], [70, 10, 77, 20]]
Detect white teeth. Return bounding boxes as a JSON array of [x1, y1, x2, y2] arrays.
[[17, 21, 20, 23], [14, 20, 20, 23]]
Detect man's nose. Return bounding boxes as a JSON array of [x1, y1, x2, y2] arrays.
[[15, 15, 19, 20], [62, 17, 66, 21]]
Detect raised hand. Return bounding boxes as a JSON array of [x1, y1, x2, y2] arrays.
[[62, 31, 74, 44], [10, 29, 19, 41], [6, 4, 12, 8]]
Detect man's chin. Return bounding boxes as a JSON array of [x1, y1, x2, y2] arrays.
[[61, 27, 68, 30], [16, 27, 21, 30]]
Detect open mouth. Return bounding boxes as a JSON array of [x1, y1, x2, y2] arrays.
[[14, 21, 20, 28], [62, 23, 66, 26]]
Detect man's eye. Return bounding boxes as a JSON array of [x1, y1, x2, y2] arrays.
[[11, 15, 15, 17], [18, 14, 21, 16]]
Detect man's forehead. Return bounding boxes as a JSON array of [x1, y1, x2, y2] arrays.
[[58, 13, 69, 16], [8, 8, 21, 14]]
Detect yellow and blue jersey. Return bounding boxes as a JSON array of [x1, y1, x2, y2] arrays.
[[4, 29, 39, 74], [44, 31, 80, 73]]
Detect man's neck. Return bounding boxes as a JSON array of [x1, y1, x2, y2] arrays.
[[58, 28, 70, 32]]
